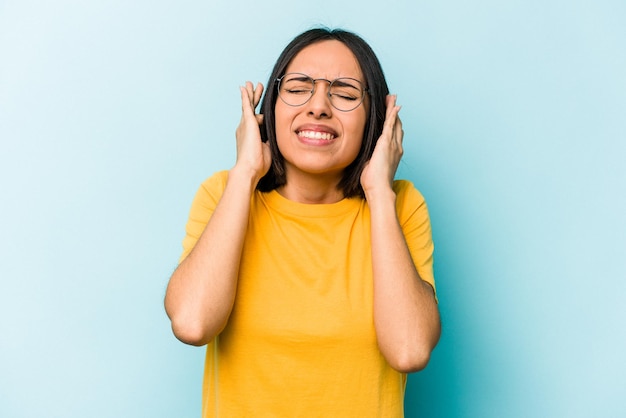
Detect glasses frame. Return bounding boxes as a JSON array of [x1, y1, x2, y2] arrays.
[[276, 72, 369, 112]]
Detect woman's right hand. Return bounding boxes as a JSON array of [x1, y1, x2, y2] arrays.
[[234, 81, 271, 184]]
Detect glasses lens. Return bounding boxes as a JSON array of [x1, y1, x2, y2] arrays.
[[278, 73, 366, 111], [329, 78, 364, 111], [279, 74, 315, 107]]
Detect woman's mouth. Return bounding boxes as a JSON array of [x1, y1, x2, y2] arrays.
[[297, 130, 336, 141]]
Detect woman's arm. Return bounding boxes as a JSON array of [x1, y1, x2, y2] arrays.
[[367, 188, 440, 372], [361, 95, 441, 372], [164, 82, 270, 346]]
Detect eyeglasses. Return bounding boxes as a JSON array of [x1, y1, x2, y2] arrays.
[[276, 72, 368, 112]]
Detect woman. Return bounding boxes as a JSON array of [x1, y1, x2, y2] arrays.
[[165, 27, 440, 417]]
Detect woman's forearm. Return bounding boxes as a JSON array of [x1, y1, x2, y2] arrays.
[[367, 188, 441, 372], [164, 167, 257, 346]]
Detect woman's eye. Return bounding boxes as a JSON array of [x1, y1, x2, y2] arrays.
[[285, 86, 311, 94], [332, 92, 358, 101], [286, 88, 310, 95]]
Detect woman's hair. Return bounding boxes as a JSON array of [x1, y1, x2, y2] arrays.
[[257, 27, 390, 198]]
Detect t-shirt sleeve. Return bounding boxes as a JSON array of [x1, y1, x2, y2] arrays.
[[179, 171, 229, 263], [393, 180, 437, 297]]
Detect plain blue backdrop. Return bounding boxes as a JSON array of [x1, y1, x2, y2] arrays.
[[1, 0, 624, 417]]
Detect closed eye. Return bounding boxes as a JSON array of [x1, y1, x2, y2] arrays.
[[286, 88, 312, 95]]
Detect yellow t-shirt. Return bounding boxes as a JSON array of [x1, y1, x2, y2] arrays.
[[180, 171, 435, 418]]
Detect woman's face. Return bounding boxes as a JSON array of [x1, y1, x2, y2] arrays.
[[274, 40, 367, 181]]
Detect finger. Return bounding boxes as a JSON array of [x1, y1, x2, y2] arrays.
[[385, 94, 398, 119], [389, 96, 402, 132], [382, 97, 401, 138], [253, 83, 264, 108], [245, 81, 256, 107], [395, 115, 403, 142], [394, 117, 404, 149], [240, 85, 255, 117]]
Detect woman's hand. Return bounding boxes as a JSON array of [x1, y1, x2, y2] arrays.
[[234, 81, 271, 184], [360, 95, 403, 196]]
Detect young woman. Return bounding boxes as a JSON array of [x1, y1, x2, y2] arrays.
[[165, 28, 441, 417]]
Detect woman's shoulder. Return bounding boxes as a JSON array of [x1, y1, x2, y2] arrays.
[[189, 170, 230, 208], [193, 170, 228, 197], [392, 179, 426, 204], [392, 179, 430, 225], [200, 170, 229, 190]]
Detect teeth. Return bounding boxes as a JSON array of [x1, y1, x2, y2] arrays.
[[298, 130, 334, 140]]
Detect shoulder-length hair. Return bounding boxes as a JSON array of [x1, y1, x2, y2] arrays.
[[257, 27, 390, 199]]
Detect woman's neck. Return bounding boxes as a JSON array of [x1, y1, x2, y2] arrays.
[[277, 170, 345, 204]]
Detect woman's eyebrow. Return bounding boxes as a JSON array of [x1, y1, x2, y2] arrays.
[[285, 74, 313, 82], [331, 79, 361, 89]]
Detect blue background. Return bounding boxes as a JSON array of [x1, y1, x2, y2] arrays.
[[1, 1, 624, 417]]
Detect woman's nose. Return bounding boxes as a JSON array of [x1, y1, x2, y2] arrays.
[[306, 82, 333, 117]]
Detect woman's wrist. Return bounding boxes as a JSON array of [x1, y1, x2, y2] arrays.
[[228, 164, 263, 193], [363, 180, 396, 201]]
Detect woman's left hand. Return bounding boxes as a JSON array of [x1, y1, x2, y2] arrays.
[[360, 95, 403, 196]]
